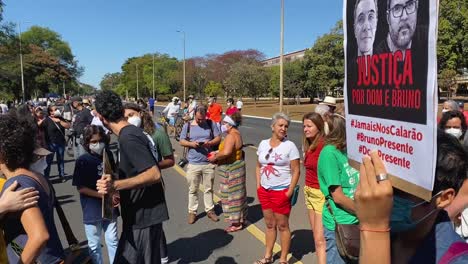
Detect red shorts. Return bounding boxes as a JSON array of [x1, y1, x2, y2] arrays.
[[257, 186, 291, 215]]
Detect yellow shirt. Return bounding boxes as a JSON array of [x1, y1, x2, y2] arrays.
[[218, 139, 243, 165], [0, 178, 8, 263]]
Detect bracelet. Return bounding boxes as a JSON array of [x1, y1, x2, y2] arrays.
[[359, 227, 391, 232]]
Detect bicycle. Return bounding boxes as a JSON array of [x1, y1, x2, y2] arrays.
[[174, 113, 191, 141]]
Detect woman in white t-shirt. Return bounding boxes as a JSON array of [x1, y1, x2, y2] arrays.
[[254, 113, 300, 264]]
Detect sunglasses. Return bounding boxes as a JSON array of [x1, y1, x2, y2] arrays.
[[265, 148, 273, 160]]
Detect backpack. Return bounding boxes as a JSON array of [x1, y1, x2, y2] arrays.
[[206, 119, 220, 151]]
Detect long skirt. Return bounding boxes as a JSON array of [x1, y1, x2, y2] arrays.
[[218, 160, 248, 224]]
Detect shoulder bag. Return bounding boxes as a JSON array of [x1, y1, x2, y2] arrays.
[[326, 201, 360, 263]]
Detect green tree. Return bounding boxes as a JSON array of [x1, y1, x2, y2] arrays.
[[100, 72, 122, 91], [108, 53, 181, 99], [204, 81, 223, 97], [438, 69, 458, 98], [225, 62, 269, 102], [303, 21, 344, 99], [438, 0, 468, 74]]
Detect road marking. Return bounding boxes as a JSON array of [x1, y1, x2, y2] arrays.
[[171, 164, 303, 264]]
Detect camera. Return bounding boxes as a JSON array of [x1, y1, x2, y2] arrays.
[[178, 157, 188, 168]]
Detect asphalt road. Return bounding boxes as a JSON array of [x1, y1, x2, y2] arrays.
[[48, 111, 317, 264], [154, 106, 304, 149]]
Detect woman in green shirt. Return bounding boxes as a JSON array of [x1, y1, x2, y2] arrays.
[[317, 113, 359, 264]]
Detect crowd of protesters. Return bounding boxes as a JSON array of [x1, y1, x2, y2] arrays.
[[0, 92, 467, 264]]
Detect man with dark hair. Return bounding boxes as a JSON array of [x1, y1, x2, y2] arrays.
[[356, 130, 468, 263], [388, 131, 468, 263], [71, 96, 93, 158], [179, 105, 221, 224], [95, 90, 168, 263], [386, 0, 419, 53]]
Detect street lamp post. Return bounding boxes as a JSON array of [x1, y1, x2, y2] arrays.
[[152, 54, 155, 99], [279, 0, 284, 112], [136, 63, 139, 100], [18, 22, 26, 102], [177, 30, 186, 102]]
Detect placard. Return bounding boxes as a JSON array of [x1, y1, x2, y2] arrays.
[[102, 150, 115, 220], [343, 0, 438, 200]]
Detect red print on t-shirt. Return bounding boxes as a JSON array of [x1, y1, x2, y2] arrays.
[[261, 163, 280, 180]]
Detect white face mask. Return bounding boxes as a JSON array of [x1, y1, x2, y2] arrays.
[[54, 109, 61, 117], [30, 157, 48, 175], [89, 142, 105, 155], [128, 116, 142, 127], [445, 128, 463, 139], [221, 124, 230, 134], [442, 109, 449, 113]]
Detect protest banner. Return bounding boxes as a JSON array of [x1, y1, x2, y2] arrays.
[[343, 0, 439, 200]]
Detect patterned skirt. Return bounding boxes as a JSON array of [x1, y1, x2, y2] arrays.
[[218, 160, 248, 224]]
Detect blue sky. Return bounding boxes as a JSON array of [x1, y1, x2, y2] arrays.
[[3, 0, 343, 88]]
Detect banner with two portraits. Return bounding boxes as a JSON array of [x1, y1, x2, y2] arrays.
[[344, 0, 438, 200]]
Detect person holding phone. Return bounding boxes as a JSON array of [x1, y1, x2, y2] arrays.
[[179, 105, 221, 224]]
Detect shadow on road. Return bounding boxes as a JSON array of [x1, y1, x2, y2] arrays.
[[215, 256, 238, 264], [290, 229, 315, 261], [55, 194, 76, 205], [246, 203, 263, 225], [168, 229, 234, 264]]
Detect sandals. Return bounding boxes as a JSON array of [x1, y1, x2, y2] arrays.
[[254, 257, 273, 264], [225, 224, 243, 233]]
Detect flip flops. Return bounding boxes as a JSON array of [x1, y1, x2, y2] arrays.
[[224, 224, 243, 233]]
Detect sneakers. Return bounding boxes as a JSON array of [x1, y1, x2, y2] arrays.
[[207, 210, 219, 222], [188, 213, 197, 224]]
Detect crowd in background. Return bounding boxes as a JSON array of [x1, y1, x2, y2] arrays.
[[0, 93, 467, 263]]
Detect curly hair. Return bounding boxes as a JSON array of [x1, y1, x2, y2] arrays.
[[438, 110, 467, 133], [0, 114, 35, 170], [95, 90, 125, 123], [83, 125, 109, 153]]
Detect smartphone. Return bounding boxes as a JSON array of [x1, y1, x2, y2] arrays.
[[197, 142, 205, 147]]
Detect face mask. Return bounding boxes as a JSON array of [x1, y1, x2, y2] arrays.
[[128, 116, 142, 127], [442, 109, 449, 113], [390, 191, 442, 233], [30, 157, 48, 175], [227, 103, 231, 107], [54, 109, 61, 117], [221, 124, 229, 133], [89, 142, 105, 155], [445, 128, 462, 139]]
